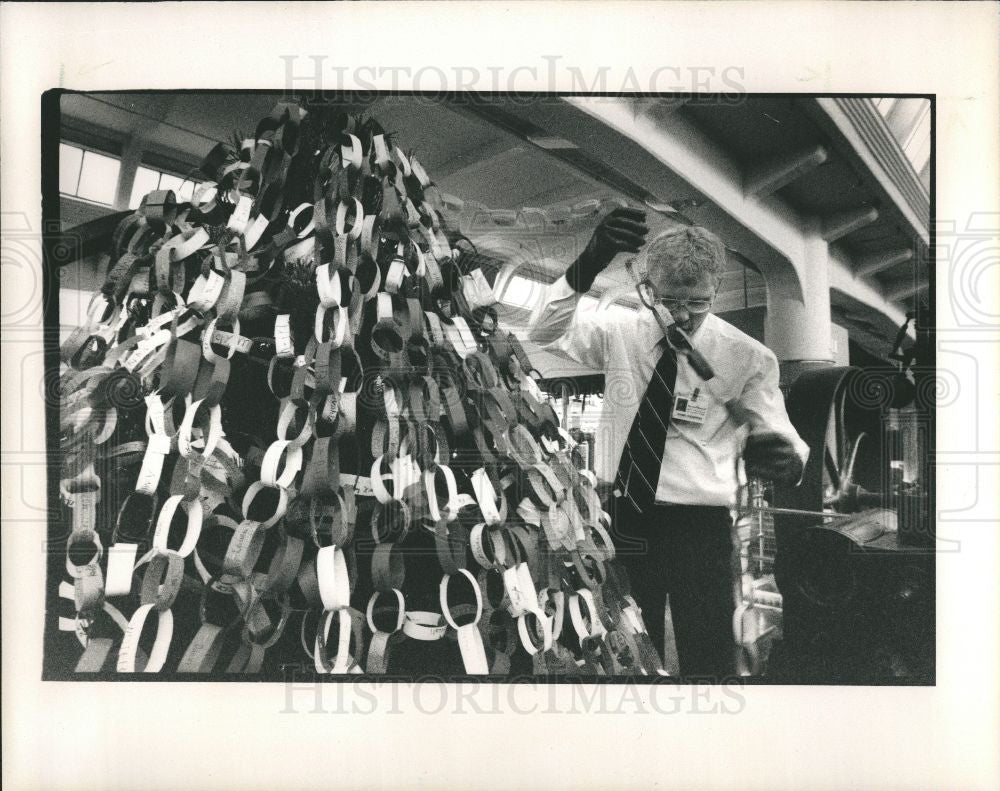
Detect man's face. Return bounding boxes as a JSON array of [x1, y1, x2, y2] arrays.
[[648, 269, 718, 335]]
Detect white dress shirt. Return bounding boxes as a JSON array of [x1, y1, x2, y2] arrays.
[[528, 275, 809, 507]]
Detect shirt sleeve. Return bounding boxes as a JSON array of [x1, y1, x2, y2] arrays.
[[527, 275, 608, 370], [739, 347, 811, 467]]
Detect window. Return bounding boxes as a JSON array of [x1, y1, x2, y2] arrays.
[[129, 165, 199, 208], [498, 274, 544, 309], [59, 142, 121, 206]]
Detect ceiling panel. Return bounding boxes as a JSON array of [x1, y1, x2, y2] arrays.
[[681, 97, 822, 166], [838, 226, 916, 262], [358, 97, 512, 173], [775, 159, 867, 215]]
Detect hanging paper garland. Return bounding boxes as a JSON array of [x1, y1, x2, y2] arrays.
[[52, 101, 663, 677]]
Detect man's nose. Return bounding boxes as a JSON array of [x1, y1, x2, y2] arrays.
[[670, 304, 690, 323]]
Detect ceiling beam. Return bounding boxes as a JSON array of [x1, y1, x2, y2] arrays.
[[807, 98, 929, 246], [828, 245, 910, 332], [821, 205, 879, 242], [744, 144, 829, 198], [855, 246, 914, 278], [885, 280, 929, 303]]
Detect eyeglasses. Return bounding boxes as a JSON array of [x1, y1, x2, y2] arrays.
[[625, 260, 717, 381], [635, 280, 715, 314]]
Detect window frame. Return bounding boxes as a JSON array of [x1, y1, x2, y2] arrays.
[[59, 140, 123, 207], [129, 161, 203, 208]]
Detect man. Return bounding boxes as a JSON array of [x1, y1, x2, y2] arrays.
[[528, 207, 808, 678]]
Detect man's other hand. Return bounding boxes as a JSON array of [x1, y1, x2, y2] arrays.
[[744, 431, 804, 484]]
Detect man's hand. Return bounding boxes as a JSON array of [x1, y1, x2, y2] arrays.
[[566, 207, 648, 293], [744, 432, 804, 484]]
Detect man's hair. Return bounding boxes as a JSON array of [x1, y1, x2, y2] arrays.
[[644, 225, 727, 285]]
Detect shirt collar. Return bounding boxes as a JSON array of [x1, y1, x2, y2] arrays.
[[689, 311, 715, 342]]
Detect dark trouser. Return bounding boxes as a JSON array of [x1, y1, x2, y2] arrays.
[[613, 499, 737, 679]]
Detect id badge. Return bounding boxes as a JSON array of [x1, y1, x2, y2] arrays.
[[671, 387, 708, 424]]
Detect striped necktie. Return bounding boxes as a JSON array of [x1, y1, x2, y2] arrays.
[[614, 340, 678, 510]]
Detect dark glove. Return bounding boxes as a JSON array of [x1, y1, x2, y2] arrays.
[[565, 207, 648, 293], [743, 432, 804, 484]]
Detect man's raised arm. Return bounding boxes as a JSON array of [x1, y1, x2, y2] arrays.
[[527, 207, 648, 367]]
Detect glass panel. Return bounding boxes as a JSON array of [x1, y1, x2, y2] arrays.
[[59, 143, 83, 195], [499, 275, 542, 309], [175, 178, 196, 202], [129, 166, 162, 208], [76, 150, 120, 205], [157, 173, 184, 194]]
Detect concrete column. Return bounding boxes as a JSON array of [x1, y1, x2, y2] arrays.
[[764, 219, 836, 386], [114, 135, 143, 211]]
